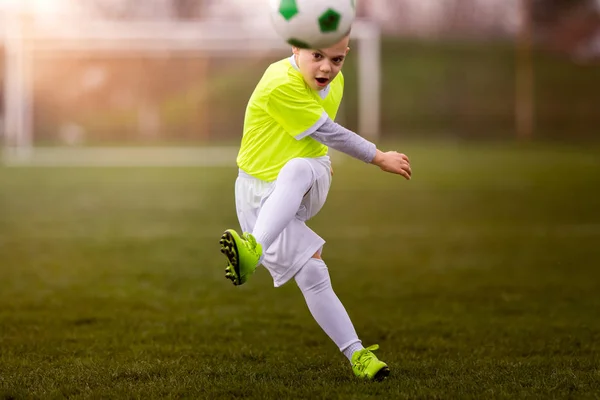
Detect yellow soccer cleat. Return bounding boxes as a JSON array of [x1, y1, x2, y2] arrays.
[[219, 229, 262, 286]]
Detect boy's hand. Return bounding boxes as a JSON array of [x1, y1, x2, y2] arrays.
[[371, 150, 412, 180]]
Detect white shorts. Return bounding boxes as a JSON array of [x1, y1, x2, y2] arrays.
[[235, 156, 332, 287]]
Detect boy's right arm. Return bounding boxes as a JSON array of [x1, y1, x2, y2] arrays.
[[311, 118, 412, 180]]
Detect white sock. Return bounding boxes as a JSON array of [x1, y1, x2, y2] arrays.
[[294, 258, 363, 363], [252, 159, 314, 251], [343, 342, 365, 363]]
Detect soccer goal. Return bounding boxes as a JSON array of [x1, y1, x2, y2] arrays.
[[2, 9, 381, 166]]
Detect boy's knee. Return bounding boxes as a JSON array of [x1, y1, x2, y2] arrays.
[[279, 158, 314, 190], [295, 258, 331, 294]]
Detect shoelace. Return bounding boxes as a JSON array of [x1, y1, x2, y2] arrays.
[[243, 233, 259, 254], [354, 345, 380, 370]]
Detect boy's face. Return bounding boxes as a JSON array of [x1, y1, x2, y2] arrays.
[[292, 36, 350, 91]]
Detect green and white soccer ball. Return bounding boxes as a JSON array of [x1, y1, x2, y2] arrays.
[[269, 0, 356, 49]]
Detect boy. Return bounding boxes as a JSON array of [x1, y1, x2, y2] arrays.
[[219, 34, 412, 381]]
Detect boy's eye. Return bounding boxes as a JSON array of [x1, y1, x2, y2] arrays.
[[313, 53, 323, 59], [333, 58, 344, 64]]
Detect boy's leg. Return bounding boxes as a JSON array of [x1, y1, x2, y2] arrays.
[[294, 256, 390, 381], [251, 158, 316, 251], [221, 158, 326, 286], [220, 175, 266, 286], [222, 159, 388, 379]]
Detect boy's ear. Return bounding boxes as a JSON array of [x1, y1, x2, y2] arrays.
[[292, 47, 300, 56]]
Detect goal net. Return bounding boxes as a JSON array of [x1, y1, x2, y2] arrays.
[[2, 5, 381, 166]]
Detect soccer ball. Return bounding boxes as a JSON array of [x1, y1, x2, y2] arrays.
[[269, 0, 356, 49]]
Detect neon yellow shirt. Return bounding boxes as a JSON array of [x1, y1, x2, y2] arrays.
[[237, 56, 344, 182]]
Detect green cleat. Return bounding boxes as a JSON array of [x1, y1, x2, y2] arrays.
[[351, 345, 390, 381], [219, 229, 262, 286]]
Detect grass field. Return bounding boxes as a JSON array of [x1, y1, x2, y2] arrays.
[[1, 141, 600, 399]]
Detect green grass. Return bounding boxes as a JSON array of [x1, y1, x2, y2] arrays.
[[1, 141, 600, 399]]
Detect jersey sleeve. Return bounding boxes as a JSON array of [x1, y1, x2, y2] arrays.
[[266, 78, 328, 140]]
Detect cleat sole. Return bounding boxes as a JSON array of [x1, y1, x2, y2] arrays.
[[220, 231, 241, 286], [373, 366, 390, 382]]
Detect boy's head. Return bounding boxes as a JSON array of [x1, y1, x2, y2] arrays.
[[292, 34, 350, 91]]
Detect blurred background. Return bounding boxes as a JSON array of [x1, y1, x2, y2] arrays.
[[1, 0, 599, 161]]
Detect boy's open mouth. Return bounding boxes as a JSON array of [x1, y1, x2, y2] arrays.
[[316, 77, 329, 87]]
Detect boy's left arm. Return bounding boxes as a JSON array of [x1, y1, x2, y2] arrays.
[[311, 118, 376, 163], [311, 118, 411, 180]]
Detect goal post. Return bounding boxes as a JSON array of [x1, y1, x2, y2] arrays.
[[2, 10, 381, 166]]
